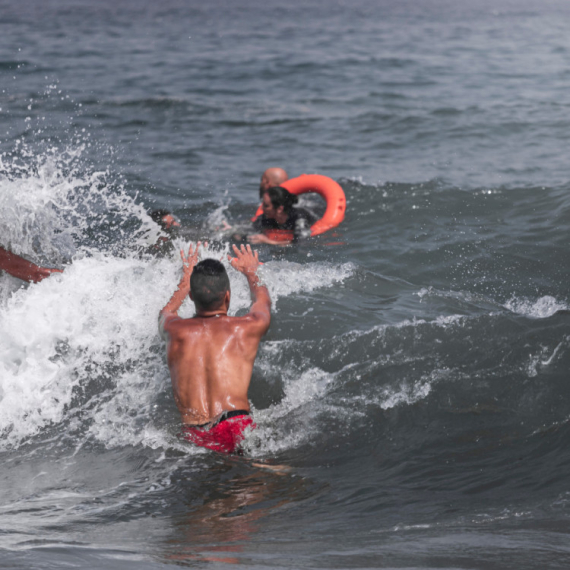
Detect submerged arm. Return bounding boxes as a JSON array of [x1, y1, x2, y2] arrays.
[[247, 233, 292, 246]]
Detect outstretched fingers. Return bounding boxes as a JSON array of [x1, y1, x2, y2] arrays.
[[228, 244, 238, 266], [180, 241, 205, 269], [228, 243, 262, 273], [229, 243, 249, 259]]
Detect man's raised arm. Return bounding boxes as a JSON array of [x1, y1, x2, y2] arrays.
[[228, 244, 271, 331], [159, 242, 202, 336]]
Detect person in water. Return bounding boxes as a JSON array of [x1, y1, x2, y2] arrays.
[[0, 246, 63, 283], [159, 243, 271, 455], [145, 209, 181, 255], [222, 167, 289, 234], [247, 185, 317, 245], [258, 167, 288, 198], [151, 209, 180, 232]]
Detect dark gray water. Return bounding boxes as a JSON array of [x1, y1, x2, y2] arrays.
[[1, 0, 570, 568]]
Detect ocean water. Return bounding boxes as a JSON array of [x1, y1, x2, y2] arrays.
[[1, 0, 570, 568]]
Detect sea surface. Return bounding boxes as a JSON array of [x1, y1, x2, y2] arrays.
[[1, 1, 570, 568]]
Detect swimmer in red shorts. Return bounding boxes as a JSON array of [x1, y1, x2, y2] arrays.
[[181, 410, 255, 455], [160, 243, 271, 455]]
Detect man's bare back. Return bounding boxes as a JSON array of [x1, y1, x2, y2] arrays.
[[160, 244, 271, 427]]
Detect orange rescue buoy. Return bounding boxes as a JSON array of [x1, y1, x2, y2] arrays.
[[251, 174, 346, 241]]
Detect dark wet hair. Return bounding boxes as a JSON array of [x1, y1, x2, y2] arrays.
[[267, 186, 298, 214], [150, 209, 172, 231], [190, 259, 230, 311]]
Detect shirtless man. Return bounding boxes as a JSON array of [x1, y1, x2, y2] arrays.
[[0, 246, 62, 283], [159, 243, 271, 454], [259, 167, 288, 199]]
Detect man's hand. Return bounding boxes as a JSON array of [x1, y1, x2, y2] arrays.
[[229, 244, 270, 329], [228, 244, 261, 276], [181, 242, 203, 276], [35, 267, 64, 283], [160, 241, 205, 329]]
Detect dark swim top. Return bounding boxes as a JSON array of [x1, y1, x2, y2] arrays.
[[252, 207, 318, 241]]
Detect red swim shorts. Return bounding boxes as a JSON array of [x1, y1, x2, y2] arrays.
[[181, 410, 255, 455]]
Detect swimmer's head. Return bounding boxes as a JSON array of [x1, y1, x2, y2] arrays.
[[263, 185, 298, 219], [190, 259, 231, 312], [150, 209, 180, 232], [259, 167, 288, 199]]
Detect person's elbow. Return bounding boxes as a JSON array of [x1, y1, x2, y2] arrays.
[[158, 311, 178, 339], [248, 310, 271, 335], [259, 311, 271, 331]]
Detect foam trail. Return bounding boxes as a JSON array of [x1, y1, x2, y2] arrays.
[[259, 260, 354, 304]]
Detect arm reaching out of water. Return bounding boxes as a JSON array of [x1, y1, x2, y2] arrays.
[[0, 246, 63, 283]]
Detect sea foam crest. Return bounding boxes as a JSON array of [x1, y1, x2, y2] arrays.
[[504, 296, 568, 319], [0, 145, 161, 262], [259, 260, 354, 303], [245, 365, 335, 456], [0, 145, 165, 449]]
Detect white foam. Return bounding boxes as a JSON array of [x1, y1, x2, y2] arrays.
[[204, 201, 232, 240], [0, 151, 79, 261], [504, 295, 568, 319], [0, 147, 159, 261], [244, 366, 336, 456], [524, 337, 569, 378], [0, 255, 161, 448], [259, 260, 354, 303], [379, 367, 457, 410]]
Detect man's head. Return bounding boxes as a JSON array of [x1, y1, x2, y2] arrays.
[[259, 167, 288, 199], [190, 259, 231, 312]]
